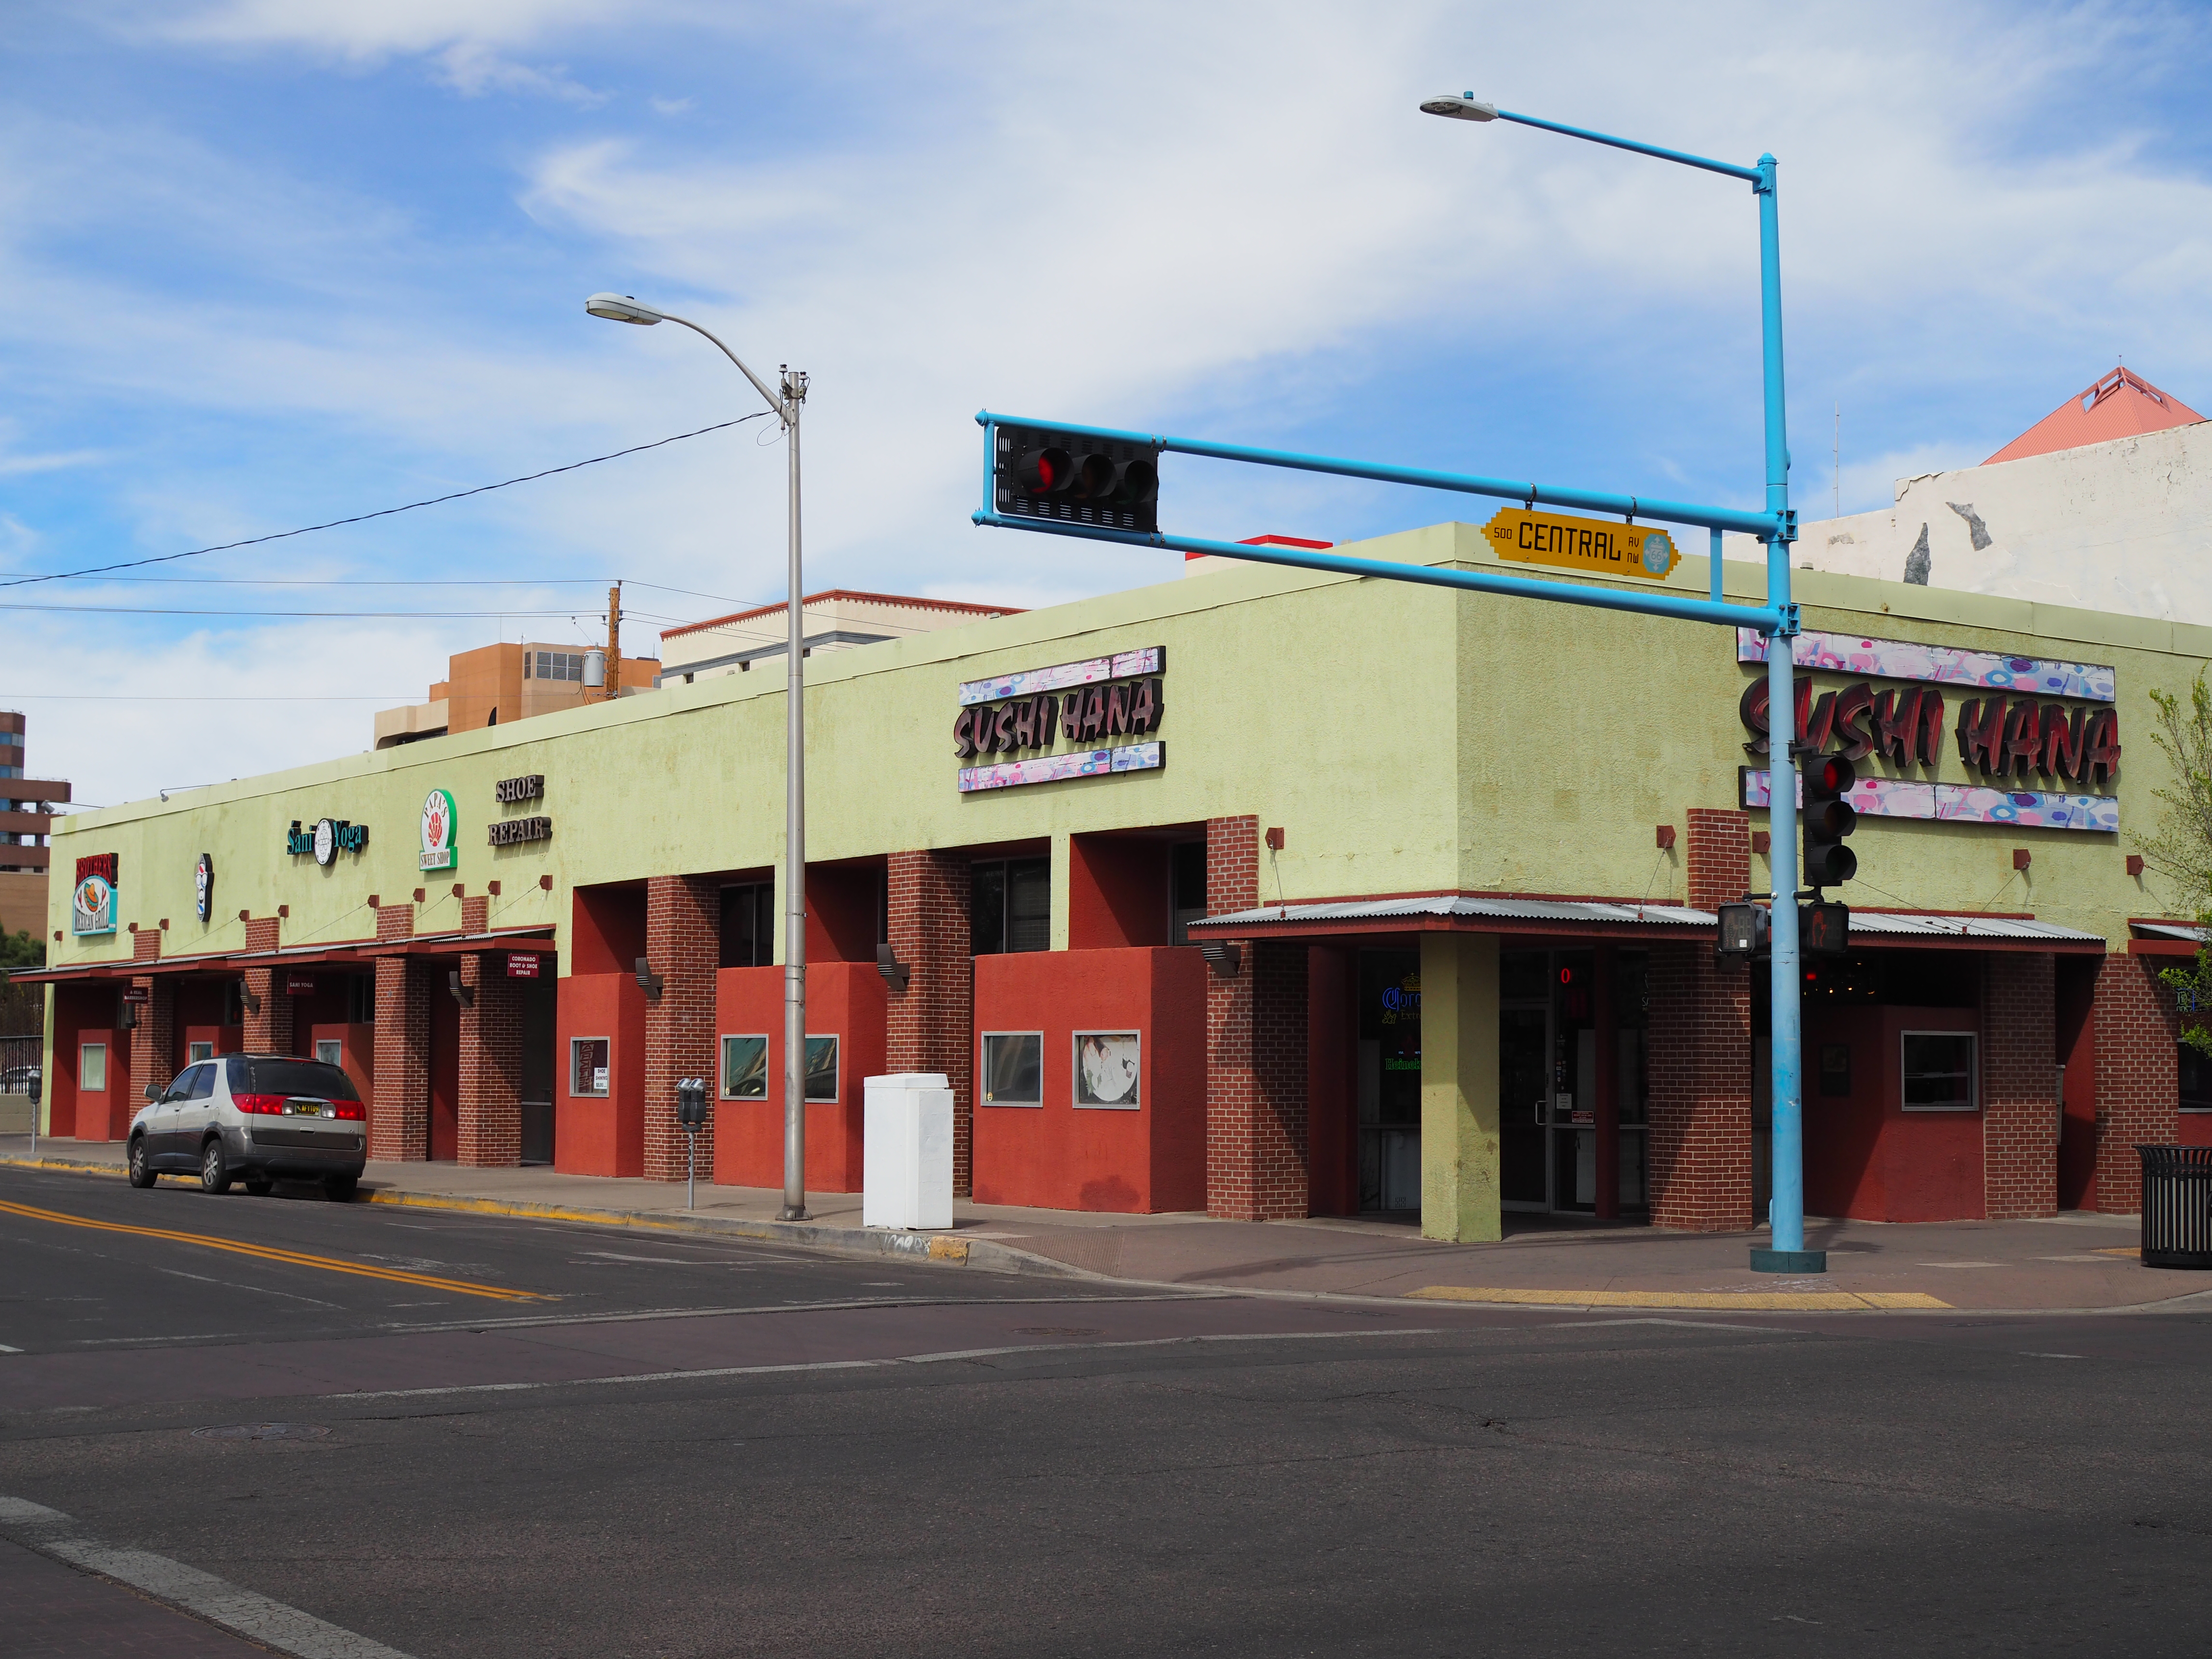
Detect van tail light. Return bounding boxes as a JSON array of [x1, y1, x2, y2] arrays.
[[332, 1100, 365, 1120], [232, 1093, 289, 1115]]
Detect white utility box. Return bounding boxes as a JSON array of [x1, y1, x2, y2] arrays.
[[863, 1071, 955, 1231]]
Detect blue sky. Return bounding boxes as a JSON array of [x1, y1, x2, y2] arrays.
[[5, 0, 2211, 808]]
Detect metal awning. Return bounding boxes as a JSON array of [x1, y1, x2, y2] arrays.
[[13, 927, 555, 984], [2128, 917, 2204, 956], [1190, 895, 1719, 940], [1191, 895, 2107, 952]]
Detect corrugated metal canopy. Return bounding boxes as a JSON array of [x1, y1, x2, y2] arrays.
[[1191, 896, 2106, 950], [1191, 896, 1717, 930]]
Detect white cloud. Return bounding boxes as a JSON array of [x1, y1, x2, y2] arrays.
[[11, 0, 2212, 799]]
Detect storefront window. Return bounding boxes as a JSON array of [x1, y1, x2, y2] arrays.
[[1170, 841, 1207, 945], [79, 1042, 106, 1093], [1901, 1032, 1977, 1111], [981, 1033, 1042, 1106], [805, 1035, 839, 1103], [972, 857, 1050, 955], [2180, 1044, 2212, 1112], [721, 883, 775, 969], [721, 1035, 768, 1099], [571, 1037, 610, 1097], [1073, 1032, 1141, 1108]]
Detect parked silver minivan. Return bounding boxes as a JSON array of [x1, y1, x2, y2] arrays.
[[128, 1053, 367, 1200]]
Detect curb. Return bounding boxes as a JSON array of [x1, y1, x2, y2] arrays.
[[0, 1154, 1082, 1278]]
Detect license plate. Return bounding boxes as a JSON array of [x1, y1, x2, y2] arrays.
[[286, 1100, 327, 1116]]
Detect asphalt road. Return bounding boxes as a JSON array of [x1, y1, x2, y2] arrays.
[[2, 1164, 2209, 1658]]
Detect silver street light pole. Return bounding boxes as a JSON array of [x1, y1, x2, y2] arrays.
[[586, 293, 810, 1219]]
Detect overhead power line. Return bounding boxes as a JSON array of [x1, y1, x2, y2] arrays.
[[0, 413, 773, 592]]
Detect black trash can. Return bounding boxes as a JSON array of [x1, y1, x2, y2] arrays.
[[2137, 1146, 2212, 1270]]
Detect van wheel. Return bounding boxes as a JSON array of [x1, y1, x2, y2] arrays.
[[324, 1174, 359, 1203], [243, 1177, 274, 1197], [200, 1138, 232, 1194], [127, 1136, 157, 1189]]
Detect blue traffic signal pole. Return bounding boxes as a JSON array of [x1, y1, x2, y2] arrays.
[[974, 112, 1816, 1273]]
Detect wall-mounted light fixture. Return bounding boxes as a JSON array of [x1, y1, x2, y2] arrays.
[[240, 988, 261, 1016], [448, 969, 473, 1008], [1199, 940, 1242, 978], [635, 957, 664, 1002], [876, 942, 911, 993]]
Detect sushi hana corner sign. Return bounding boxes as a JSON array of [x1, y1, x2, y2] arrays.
[[420, 788, 458, 873], [72, 853, 118, 937]]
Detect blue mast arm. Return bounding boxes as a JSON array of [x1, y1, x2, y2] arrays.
[[1492, 109, 1764, 184], [975, 411, 1785, 541], [972, 506, 1781, 634]]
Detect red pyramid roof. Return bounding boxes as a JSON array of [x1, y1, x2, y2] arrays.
[[1984, 366, 2202, 466]]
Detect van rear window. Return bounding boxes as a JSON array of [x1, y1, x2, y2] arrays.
[[225, 1057, 361, 1102]]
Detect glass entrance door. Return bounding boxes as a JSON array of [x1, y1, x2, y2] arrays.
[[1356, 949, 1421, 1213], [1500, 947, 1650, 1216]]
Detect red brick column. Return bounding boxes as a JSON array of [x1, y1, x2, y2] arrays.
[[1201, 815, 1309, 1220], [239, 916, 293, 1054], [643, 875, 719, 1182], [456, 952, 524, 1166], [125, 928, 176, 1109], [2091, 952, 2178, 1214], [1982, 951, 2057, 1220], [1685, 807, 1750, 912], [886, 851, 974, 1194], [370, 905, 428, 1162], [1646, 940, 1755, 1230]]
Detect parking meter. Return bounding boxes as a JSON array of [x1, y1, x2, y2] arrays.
[[676, 1077, 707, 1206]]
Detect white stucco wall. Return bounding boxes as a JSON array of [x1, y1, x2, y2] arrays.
[[1723, 419, 2212, 626]]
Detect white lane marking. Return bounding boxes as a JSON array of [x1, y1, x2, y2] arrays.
[[2021, 1351, 2085, 1359], [328, 1326, 1450, 1403], [151, 1265, 341, 1308], [0, 1493, 415, 1659], [574, 1251, 738, 1265], [1916, 1261, 2007, 1268], [0, 1343, 21, 1353]]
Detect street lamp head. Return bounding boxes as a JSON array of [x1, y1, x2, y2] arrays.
[[585, 292, 663, 325], [1419, 93, 1498, 122]]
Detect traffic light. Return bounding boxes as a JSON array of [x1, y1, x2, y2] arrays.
[[995, 424, 1161, 534], [1803, 752, 1859, 888]]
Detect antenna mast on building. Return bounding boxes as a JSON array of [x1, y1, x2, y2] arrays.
[[1833, 404, 1840, 522], [604, 583, 623, 700]]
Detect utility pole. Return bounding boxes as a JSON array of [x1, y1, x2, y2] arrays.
[[604, 583, 623, 701]]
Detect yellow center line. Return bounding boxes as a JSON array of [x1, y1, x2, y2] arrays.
[[1406, 1285, 1951, 1311], [0, 1198, 550, 1303]]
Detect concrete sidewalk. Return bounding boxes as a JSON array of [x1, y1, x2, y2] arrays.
[[5, 1134, 2199, 1314]]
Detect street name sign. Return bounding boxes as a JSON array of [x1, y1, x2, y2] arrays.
[[1483, 506, 1681, 582]]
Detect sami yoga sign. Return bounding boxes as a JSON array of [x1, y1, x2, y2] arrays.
[[1735, 627, 2120, 833], [953, 645, 1165, 793]]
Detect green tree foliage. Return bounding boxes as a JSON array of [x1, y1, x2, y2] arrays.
[[0, 927, 47, 975], [2137, 669, 2212, 1055]]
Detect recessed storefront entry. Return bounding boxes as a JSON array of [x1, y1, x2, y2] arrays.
[[1356, 950, 1421, 1214], [1499, 947, 1649, 1217]]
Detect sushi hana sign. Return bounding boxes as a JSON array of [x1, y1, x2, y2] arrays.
[[1737, 628, 2122, 833], [953, 645, 1166, 794]]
